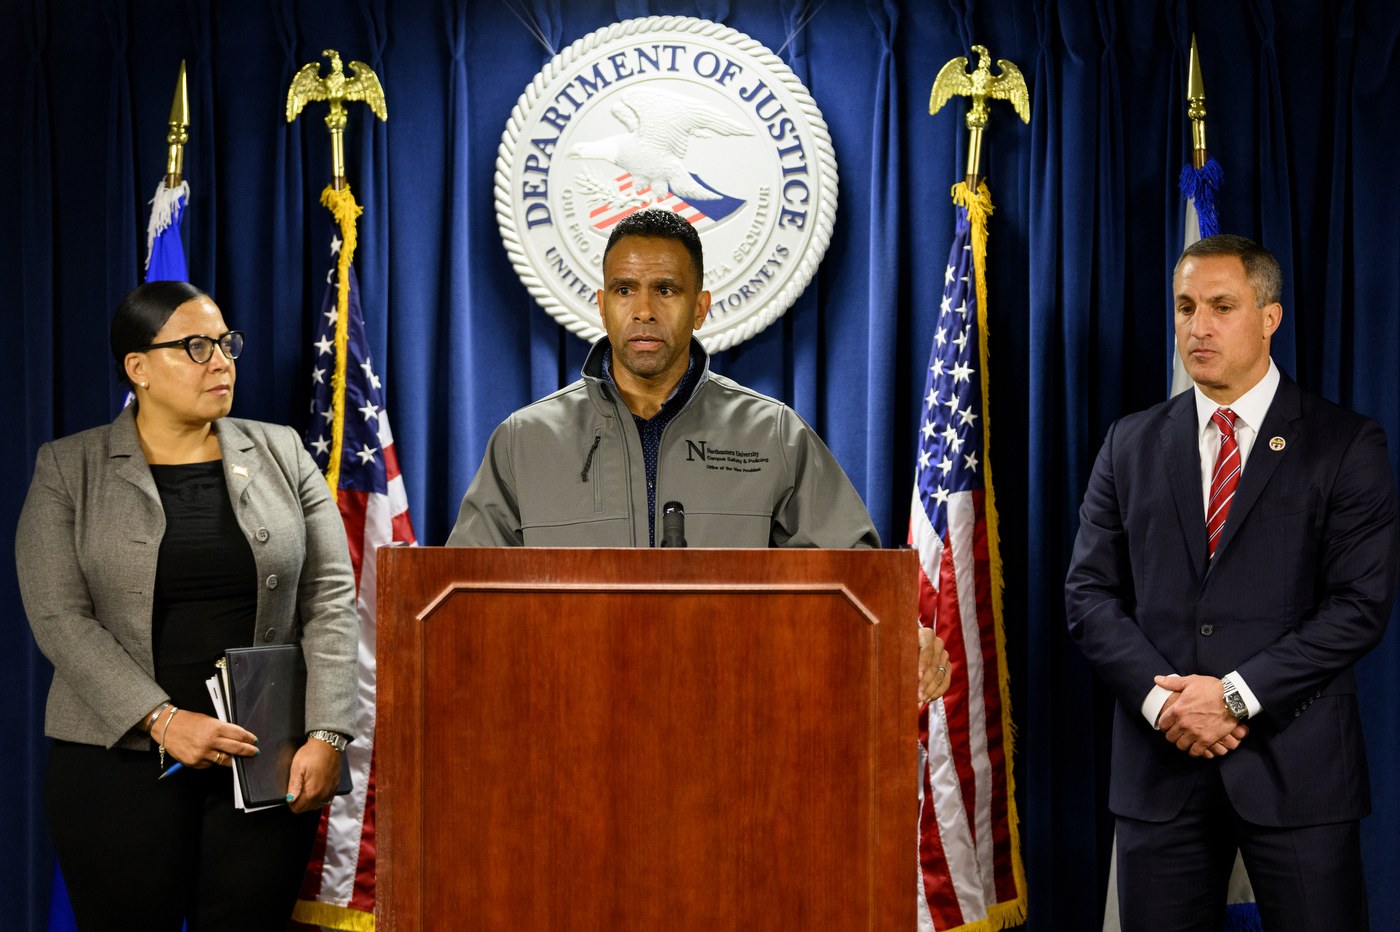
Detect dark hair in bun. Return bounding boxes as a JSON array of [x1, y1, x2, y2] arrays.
[[110, 281, 209, 387]]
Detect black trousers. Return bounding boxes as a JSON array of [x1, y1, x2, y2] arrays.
[[46, 740, 321, 932], [1116, 766, 1368, 932]]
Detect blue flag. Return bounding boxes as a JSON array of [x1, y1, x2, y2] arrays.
[[145, 180, 190, 283]]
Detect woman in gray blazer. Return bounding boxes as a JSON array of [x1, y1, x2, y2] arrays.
[[16, 281, 358, 931]]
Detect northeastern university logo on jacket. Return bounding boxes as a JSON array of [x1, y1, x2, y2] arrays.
[[496, 17, 838, 352]]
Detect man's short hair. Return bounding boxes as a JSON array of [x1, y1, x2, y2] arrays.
[[1176, 234, 1282, 308], [603, 208, 704, 288]]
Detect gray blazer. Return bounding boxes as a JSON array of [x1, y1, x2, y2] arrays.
[[16, 406, 358, 750]]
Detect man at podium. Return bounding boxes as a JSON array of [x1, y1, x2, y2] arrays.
[[447, 208, 880, 552]]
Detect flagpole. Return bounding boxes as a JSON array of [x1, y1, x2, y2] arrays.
[[286, 49, 387, 495], [288, 52, 412, 932], [918, 45, 1030, 932]]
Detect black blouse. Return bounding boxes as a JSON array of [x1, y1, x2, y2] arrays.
[[149, 461, 258, 716]]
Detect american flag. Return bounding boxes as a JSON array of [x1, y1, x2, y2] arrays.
[[293, 223, 416, 931], [909, 201, 1023, 931], [585, 172, 746, 233]]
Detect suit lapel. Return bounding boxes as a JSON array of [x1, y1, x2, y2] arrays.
[[110, 405, 160, 504], [1162, 394, 1209, 581], [214, 418, 258, 505], [1206, 375, 1302, 573]]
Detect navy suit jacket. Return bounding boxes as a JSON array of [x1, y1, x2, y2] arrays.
[[1065, 373, 1399, 827]]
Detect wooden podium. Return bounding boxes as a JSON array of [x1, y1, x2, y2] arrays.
[[376, 547, 919, 931]]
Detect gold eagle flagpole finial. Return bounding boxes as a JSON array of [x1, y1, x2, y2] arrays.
[[930, 45, 1030, 187], [286, 49, 388, 190], [165, 60, 189, 186]]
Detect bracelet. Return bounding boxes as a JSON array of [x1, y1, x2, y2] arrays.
[[145, 701, 171, 733], [157, 707, 180, 770]]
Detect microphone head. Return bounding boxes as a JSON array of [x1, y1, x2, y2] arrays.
[[660, 501, 686, 547]]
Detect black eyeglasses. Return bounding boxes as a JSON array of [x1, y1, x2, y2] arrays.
[[136, 331, 245, 364]]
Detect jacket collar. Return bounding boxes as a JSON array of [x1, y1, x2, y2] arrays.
[[581, 337, 712, 416], [1162, 370, 1305, 582], [111, 404, 257, 503]]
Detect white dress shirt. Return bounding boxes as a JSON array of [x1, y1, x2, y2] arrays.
[[1140, 359, 1280, 728]]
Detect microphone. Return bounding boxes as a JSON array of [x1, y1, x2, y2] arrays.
[[660, 501, 687, 548]]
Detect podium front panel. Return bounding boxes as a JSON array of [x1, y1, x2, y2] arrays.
[[378, 548, 918, 931]]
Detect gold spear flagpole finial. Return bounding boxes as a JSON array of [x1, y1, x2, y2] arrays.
[[286, 49, 388, 190], [165, 60, 189, 186], [1187, 34, 1208, 169], [930, 45, 1030, 187]]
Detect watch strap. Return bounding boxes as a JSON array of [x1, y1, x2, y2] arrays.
[[1221, 676, 1249, 721], [308, 729, 349, 752]]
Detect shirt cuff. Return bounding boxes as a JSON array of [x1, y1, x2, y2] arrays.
[[1224, 669, 1263, 720], [1141, 676, 1178, 731]]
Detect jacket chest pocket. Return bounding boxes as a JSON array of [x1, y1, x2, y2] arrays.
[[1259, 489, 1317, 521], [584, 429, 605, 515], [520, 427, 628, 531]]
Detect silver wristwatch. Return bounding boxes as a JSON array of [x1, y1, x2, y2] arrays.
[[308, 729, 350, 753], [1221, 676, 1249, 721]]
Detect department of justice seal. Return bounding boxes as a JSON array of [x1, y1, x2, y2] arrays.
[[496, 17, 838, 352]]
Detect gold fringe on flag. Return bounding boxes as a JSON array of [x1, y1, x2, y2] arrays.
[[319, 183, 363, 502], [946, 180, 1027, 932], [291, 897, 375, 932]]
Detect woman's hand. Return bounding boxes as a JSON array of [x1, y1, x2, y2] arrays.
[[155, 708, 258, 769], [285, 738, 342, 813], [918, 627, 952, 704]]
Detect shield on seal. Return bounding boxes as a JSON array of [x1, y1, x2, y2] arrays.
[[496, 16, 838, 352]]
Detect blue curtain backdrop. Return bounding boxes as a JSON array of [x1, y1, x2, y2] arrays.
[[1, 1, 1397, 929]]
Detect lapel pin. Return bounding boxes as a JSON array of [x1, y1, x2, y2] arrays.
[[232, 464, 249, 477], [1269, 437, 1285, 452]]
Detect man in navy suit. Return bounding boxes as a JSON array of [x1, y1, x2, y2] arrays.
[[1066, 234, 1399, 931]]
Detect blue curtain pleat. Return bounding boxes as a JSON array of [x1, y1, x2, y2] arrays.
[[5, 4, 57, 929], [185, 0, 217, 296], [776, 0, 819, 426], [1163, 1, 1189, 394], [267, 1, 306, 432], [525, 0, 570, 410], [356, 0, 391, 387], [1348, 6, 1400, 922], [382, 1, 448, 545], [442, 0, 480, 537], [859, 0, 900, 537], [20, 0, 55, 459], [8, 4, 1400, 929], [1245, 0, 1296, 380], [1024, 4, 1062, 923], [1320, 1, 1354, 407], [104, 0, 138, 418]]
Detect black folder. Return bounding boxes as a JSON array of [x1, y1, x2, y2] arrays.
[[223, 644, 353, 808]]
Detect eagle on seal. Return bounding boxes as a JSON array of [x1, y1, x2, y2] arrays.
[[568, 88, 753, 202]]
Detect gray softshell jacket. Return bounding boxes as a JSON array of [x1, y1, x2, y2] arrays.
[[447, 339, 881, 549]]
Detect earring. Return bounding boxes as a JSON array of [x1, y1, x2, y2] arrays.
[[141, 382, 148, 388]]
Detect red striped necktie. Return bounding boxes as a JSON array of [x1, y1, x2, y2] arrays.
[[1207, 408, 1241, 559]]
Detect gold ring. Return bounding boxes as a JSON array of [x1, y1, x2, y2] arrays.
[[214, 751, 225, 765]]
